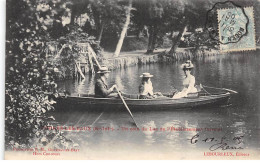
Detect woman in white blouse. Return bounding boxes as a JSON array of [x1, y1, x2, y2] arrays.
[[173, 60, 198, 99], [139, 73, 154, 99]]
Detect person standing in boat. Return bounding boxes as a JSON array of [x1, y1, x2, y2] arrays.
[[95, 66, 117, 98], [172, 60, 198, 99]]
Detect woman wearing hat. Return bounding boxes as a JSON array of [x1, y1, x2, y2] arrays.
[[139, 72, 162, 99], [95, 66, 117, 98], [172, 60, 198, 99]]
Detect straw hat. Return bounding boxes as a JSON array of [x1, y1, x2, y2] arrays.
[[97, 66, 111, 73], [181, 60, 194, 69], [140, 72, 153, 78]]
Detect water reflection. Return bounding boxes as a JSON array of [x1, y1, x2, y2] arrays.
[[55, 51, 260, 152], [115, 74, 125, 91], [142, 121, 156, 146], [76, 78, 86, 95], [161, 120, 182, 149]]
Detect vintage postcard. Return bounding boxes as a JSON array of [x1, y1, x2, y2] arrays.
[[5, 0, 260, 160]]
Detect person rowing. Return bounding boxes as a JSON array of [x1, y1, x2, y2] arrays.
[[173, 60, 198, 99], [95, 66, 118, 98], [95, 66, 138, 126]]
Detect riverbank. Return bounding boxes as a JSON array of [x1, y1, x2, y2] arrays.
[[55, 47, 220, 80], [102, 47, 220, 70]]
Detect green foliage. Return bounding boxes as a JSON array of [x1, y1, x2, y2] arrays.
[[5, 0, 77, 149], [90, 0, 127, 37], [180, 30, 218, 50], [131, 0, 213, 53], [49, 25, 101, 79], [5, 82, 56, 148]]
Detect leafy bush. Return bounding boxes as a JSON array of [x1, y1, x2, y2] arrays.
[[5, 0, 92, 149]]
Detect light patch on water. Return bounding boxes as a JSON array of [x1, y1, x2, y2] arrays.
[[142, 121, 156, 145]]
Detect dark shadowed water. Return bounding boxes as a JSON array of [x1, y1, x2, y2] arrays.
[[54, 51, 260, 158]]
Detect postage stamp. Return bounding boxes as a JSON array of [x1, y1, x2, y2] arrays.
[[217, 7, 256, 52]]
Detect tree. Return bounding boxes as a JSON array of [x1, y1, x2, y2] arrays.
[[89, 0, 125, 46], [131, 0, 211, 55], [166, 0, 212, 55], [114, 0, 133, 57], [69, 0, 90, 25], [63, 0, 124, 46], [146, 0, 164, 54], [132, 0, 164, 54], [5, 0, 86, 149]]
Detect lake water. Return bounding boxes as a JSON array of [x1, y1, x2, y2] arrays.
[[54, 51, 260, 159]]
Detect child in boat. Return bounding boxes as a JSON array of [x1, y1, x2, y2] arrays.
[[95, 66, 117, 98], [139, 73, 163, 99], [173, 60, 198, 99]]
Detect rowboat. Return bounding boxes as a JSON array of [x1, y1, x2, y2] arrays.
[[54, 86, 236, 111]]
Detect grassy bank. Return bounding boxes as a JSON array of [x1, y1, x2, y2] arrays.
[[101, 36, 172, 52], [102, 47, 220, 70]]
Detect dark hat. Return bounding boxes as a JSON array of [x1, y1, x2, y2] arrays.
[[97, 66, 111, 73], [140, 72, 153, 78]]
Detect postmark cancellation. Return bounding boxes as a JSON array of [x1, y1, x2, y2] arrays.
[[217, 7, 256, 52]]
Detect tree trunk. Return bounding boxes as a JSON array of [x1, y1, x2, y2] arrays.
[[70, 7, 77, 25], [146, 25, 158, 54], [114, 0, 132, 57], [170, 31, 173, 39], [168, 25, 187, 56], [91, 4, 102, 39], [97, 23, 104, 46], [146, 26, 154, 54]]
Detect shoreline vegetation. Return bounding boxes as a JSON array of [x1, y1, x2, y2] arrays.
[[57, 44, 260, 80], [105, 45, 260, 70], [66, 42, 260, 80], [52, 35, 223, 80], [103, 47, 220, 70]]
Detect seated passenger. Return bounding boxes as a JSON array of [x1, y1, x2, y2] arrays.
[[173, 60, 198, 99], [95, 66, 117, 98], [139, 73, 154, 99], [138, 73, 164, 99]]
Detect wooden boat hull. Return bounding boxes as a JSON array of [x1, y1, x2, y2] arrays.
[[54, 92, 231, 111]]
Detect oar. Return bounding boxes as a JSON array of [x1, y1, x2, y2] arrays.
[[199, 84, 211, 95], [115, 87, 138, 128], [202, 85, 238, 94]]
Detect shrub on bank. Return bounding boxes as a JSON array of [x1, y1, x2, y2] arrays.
[[101, 36, 172, 52]]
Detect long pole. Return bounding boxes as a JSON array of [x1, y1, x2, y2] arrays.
[[202, 85, 238, 94], [90, 45, 138, 127], [115, 87, 138, 128]]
